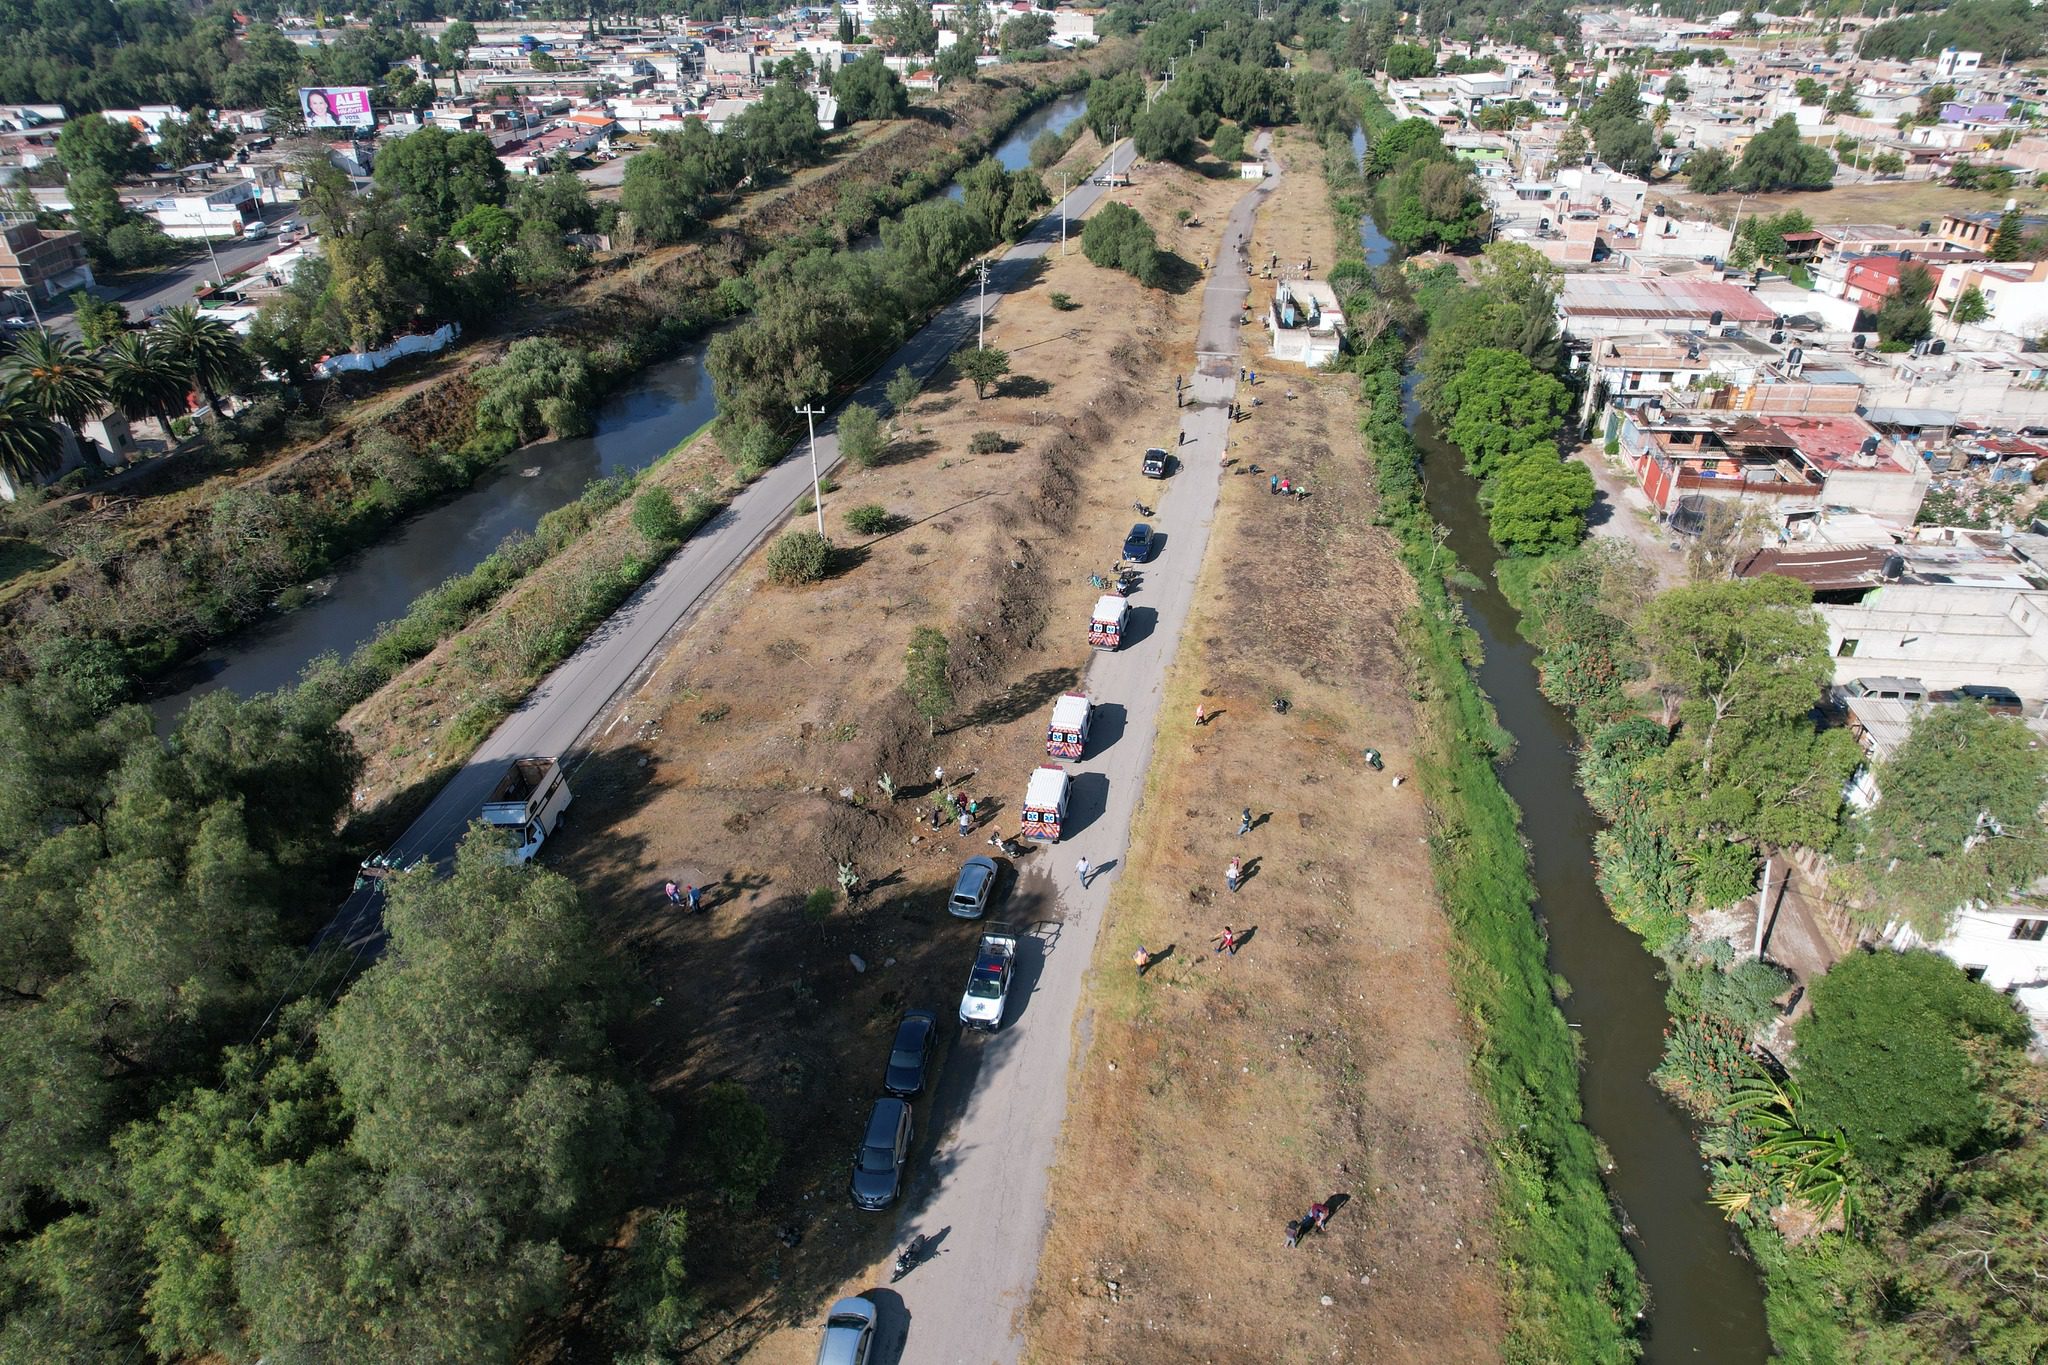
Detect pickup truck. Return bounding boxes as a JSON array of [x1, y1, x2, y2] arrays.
[[480, 756, 572, 863], [959, 924, 1020, 1032]]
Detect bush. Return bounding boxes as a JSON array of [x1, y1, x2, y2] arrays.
[[836, 401, 885, 467], [884, 365, 920, 412], [730, 422, 791, 478], [765, 529, 831, 585], [1081, 200, 1163, 287], [844, 503, 891, 535], [631, 487, 686, 547], [1048, 291, 1077, 311], [968, 430, 1004, 455], [475, 337, 595, 443], [1210, 122, 1246, 164], [696, 1082, 782, 1205]]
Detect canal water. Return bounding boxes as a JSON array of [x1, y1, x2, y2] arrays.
[[1406, 384, 1772, 1361], [1345, 118, 1770, 1359], [151, 92, 1090, 722]]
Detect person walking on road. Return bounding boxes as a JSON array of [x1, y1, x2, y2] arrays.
[[1076, 855, 1092, 888], [1226, 857, 1242, 893], [1213, 925, 1237, 956]]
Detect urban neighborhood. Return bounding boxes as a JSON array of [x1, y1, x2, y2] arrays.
[[0, 0, 2045, 1362]]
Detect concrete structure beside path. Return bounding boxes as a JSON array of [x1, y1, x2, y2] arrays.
[[1266, 279, 1344, 367]]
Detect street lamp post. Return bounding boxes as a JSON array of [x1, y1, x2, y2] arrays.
[[976, 260, 991, 348], [795, 402, 826, 535]]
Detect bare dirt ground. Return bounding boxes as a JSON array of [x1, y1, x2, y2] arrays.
[[1020, 147, 1507, 1365], [1650, 178, 2044, 228], [518, 160, 1258, 1361]]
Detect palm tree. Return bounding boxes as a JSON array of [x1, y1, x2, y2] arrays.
[[153, 304, 248, 417], [5, 328, 110, 434], [0, 377, 64, 494], [100, 331, 192, 436]]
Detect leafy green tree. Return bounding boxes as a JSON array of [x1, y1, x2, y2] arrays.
[[874, 0, 938, 54], [1380, 158, 1487, 250], [6, 329, 110, 433], [1639, 575, 1860, 850], [69, 291, 126, 350], [709, 248, 900, 430], [727, 79, 823, 178], [1948, 285, 1989, 328], [1686, 146, 1735, 193], [1989, 208, 2027, 263], [451, 202, 518, 266], [1209, 121, 1246, 164], [1594, 116, 1657, 176], [904, 625, 952, 731], [1733, 115, 1834, 192], [1133, 96, 1200, 164], [1080, 199, 1162, 287], [933, 38, 978, 84], [1488, 450, 1596, 555], [836, 401, 885, 467], [154, 110, 235, 168], [1385, 43, 1435, 78], [372, 126, 509, 238], [1873, 263, 1934, 346], [152, 305, 248, 416], [474, 337, 594, 442], [1664, 74, 1690, 103], [1554, 122, 1589, 167], [1826, 84, 1864, 116], [958, 158, 1047, 243], [1417, 242, 1561, 416], [56, 114, 148, 180], [696, 1082, 781, 1205], [1836, 705, 2048, 936], [954, 345, 1010, 399], [1795, 949, 2029, 1171], [884, 365, 920, 412], [999, 12, 1053, 52], [1084, 70, 1143, 144], [621, 131, 713, 245], [1868, 150, 1904, 176], [1440, 347, 1569, 477], [833, 52, 907, 121], [439, 18, 478, 68], [1793, 77, 1826, 105], [880, 199, 984, 309]]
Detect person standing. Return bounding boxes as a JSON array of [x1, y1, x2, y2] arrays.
[[1195, 703, 1208, 727], [1226, 857, 1242, 893], [1238, 807, 1252, 836], [1076, 854, 1091, 887], [958, 809, 972, 837], [663, 880, 681, 906], [1213, 925, 1237, 956], [1133, 944, 1151, 976], [686, 884, 702, 913]]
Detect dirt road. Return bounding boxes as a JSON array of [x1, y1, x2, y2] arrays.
[[318, 140, 1143, 950], [877, 137, 1282, 1365]]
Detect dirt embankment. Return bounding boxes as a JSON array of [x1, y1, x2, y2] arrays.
[[507, 159, 1254, 1363], [1023, 135, 1508, 1364], [0, 60, 1112, 670]]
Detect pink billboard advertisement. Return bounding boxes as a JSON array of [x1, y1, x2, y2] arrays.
[[299, 86, 374, 129]]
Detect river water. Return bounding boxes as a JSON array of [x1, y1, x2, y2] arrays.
[[1403, 344, 1772, 1364], [150, 91, 1091, 723], [1344, 120, 1770, 1358]]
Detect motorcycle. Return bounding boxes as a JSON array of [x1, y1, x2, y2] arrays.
[[892, 1232, 931, 1283]]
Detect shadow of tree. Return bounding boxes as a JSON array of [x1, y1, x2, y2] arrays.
[[954, 666, 1080, 730]]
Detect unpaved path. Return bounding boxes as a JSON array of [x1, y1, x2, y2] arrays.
[[881, 136, 1283, 1365]]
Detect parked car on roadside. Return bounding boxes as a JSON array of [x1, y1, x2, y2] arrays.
[[1122, 522, 1155, 563], [948, 855, 997, 919], [814, 1296, 877, 1365], [883, 1009, 938, 1097], [849, 1097, 913, 1210]]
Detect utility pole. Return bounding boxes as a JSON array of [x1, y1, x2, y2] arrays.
[[1752, 856, 1774, 960], [794, 402, 826, 535], [1054, 170, 1070, 255], [203, 233, 225, 287], [5, 288, 40, 329], [975, 260, 990, 347]]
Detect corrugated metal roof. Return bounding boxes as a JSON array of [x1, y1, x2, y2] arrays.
[[1559, 276, 1777, 322]]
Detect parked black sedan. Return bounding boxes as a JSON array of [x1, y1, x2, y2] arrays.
[[884, 1009, 939, 1097]]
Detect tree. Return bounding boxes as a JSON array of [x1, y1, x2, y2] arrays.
[[874, 0, 938, 54], [1873, 263, 1934, 347], [958, 158, 1047, 243], [833, 53, 907, 122], [56, 115, 148, 181], [1868, 150, 1905, 177], [1686, 146, 1735, 193], [1837, 705, 2048, 936], [1209, 122, 1246, 165], [933, 39, 978, 83], [620, 132, 712, 246], [1488, 449, 1596, 555], [632, 487, 686, 549], [1133, 96, 1199, 165], [1554, 123, 1589, 167], [450, 203, 518, 266], [0, 377, 63, 488], [1385, 43, 1435, 78], [836, 401, 885, 467], [154, 110, 234, 169], [884, 366, 920, 413], [474, 337, 593, 442], [1733, 115, 1834, 192], [1665, 74, 1689, 103], [99, 332, 189, 435], [1084, 71, 1143, 144], [1988, 208, 2027, 263], [152, 306, 246, 417], [904, 625, 952, 732], [1593, 116, 1658, 176], [1795, 949, 2030, 1172], [999, 12, 1052, 52], [7, 329, 109, 433], [373, 126, 509, 238], [1080, 199, 1162, 287], [439, 18, 478, 68], [696, 1082, 781, 1205], [1640, 576, 1859, 850], [880, 199, 983, 309], [954, 345, 1010, 399], [1948, 285, 1989, 329], [1440, 347, 1569, 478], [1793, 76, 1827, 105], [69, 291, 126, 350], [1826, 85, 1864, 117]]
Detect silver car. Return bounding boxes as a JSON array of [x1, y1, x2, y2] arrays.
[[948, 855, 997, 919], [815, 1296, 877, 1365]]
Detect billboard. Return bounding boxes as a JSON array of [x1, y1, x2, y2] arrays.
[[299, 86, 374, 130]]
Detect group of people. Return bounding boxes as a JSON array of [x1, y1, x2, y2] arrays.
[[661, 880, 703, 912], [1267, 474, 1307, 498]]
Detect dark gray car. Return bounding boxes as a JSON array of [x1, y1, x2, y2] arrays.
[[948, 855, 997, 919], [884, 1009, 938, 1097], [849, 1097, 913, 1210]]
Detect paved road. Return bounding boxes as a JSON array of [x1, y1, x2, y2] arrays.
[[18, 208, 298, 337], [320, 139, 1146, 950], [888, 135, 1280, 1365]]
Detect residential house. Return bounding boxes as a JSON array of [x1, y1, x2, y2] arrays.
[[0, 220, 91, 299], [1819, 584, 2048, 698], [140, 181, 260, 238], [1615, 404, 1930, 526], [1942, 208, 2048, 253], [1935, 259, 2048, 341], [1556, 273, 1776, 342]]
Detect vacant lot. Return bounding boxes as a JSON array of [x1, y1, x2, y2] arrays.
[[1021, 153, 1506, 1365], [523, 159, 1256, 1361], [1651, 178, 2045, 228]]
